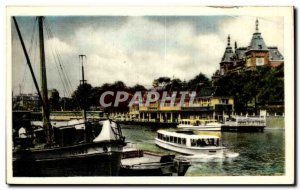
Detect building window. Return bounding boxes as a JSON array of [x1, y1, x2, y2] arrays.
[[220, 68, 224, 75], [220, 99, 229, 104]]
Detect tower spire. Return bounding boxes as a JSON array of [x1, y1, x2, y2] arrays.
[[234, 41, 237, 50], [227, 34, 230, 47], [256, 18, 259, 32]]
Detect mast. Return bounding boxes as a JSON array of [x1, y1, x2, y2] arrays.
[[13, 16, 54, 145], [79, 55, 87, 122], [38, 16, 54, 145]]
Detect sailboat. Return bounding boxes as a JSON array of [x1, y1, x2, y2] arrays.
[[12, 16, 126, 177]]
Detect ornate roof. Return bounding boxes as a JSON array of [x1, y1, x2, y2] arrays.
[[247, 19, 268, 51], [221, 35, 234, 63], [268, 47, 284, 61], [235, 46, 247, 60]]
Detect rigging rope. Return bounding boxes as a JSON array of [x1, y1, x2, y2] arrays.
[[43, 19, 83, 114], [44, 24, 69, 98]]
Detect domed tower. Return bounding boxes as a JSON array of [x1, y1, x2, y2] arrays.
[[220, 35, 234, 75], [245, 19, 269, 68]]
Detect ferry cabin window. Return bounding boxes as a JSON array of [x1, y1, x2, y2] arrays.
[[190, 138, 219, 147], [191, 139, 196, 147], [178, 138, 182, 144], [170, 136, 173, 142], [158, 133, 162, 139], [174, 137, 177, 143]]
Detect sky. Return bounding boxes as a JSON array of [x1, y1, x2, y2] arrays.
[[11, 16, 284, 97]]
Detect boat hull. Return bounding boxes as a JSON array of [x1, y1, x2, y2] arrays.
[[155, 138, 224, 157], [177, 124, 221, 131], [119, 164, 174, 176], [119, 153, 190, 176], [13, 142, 123, 177]]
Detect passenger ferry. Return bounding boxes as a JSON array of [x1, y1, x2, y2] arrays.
[[177, 119, 222, 131], [223, 115, 266, 127], [155, 130, 225, 156]]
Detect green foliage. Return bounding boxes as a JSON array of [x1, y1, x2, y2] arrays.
[[187, 73, 211, 90], [215, 66, 284, 113], [152, 73, 211, 91], [65, 72, 212, 111], [60, 97, 78, 111], [72, 83, 93, 110], [152, 77, 171, 87], [48, 89, 60, 111]]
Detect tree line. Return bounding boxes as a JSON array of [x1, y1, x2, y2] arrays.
[[45, 65, 284, 114], [214, 64, 284, 114], [52, 73, 211, 112]]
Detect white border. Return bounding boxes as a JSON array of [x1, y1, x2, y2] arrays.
[[5, 6, 294, 185]]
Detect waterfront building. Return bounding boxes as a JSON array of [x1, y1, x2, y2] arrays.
[[212, 19, 284, 83], [12, 93, 40, 111], [128, 86, 234, 123], [13, 89, 60, 111]]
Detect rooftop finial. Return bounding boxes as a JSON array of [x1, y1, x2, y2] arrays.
[[256, 18, 259, 32], [227, 34, 230, 47]]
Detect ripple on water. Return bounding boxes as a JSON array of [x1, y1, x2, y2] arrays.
[[121, 125, 285, 176]]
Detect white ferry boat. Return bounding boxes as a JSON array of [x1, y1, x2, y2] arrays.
[[177, 119, 222, 131], [155, 130, 225, 157], [223, 112, 266, 128]]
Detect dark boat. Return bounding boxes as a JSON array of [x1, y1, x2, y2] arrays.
[[119, 143, 190, 176], [12, 16, 125, 177]]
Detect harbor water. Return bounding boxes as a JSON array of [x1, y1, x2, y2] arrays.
[[121, 121, 285, 176]]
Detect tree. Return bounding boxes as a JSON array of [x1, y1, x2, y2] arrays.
[[215, 65, 284, 114], [165, 78, 183, 91], [129, 84, 147, 92], [48, 89, 60, 111], [152, 77, 171, 88], [72, 83, 93, 110], [60, 97, 77, 111], [187, 73, 211, 91]]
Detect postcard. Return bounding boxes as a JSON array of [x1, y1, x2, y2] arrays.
[[6, 6, 294, 185]]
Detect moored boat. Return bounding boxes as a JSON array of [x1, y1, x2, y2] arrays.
[[223, 115, 266, 127], [12, 16, 126, 177], [155, 130, 225, 157], [119, 143, 190, 176], [177, 119, 222, 131], [13, 119, 126, 176]]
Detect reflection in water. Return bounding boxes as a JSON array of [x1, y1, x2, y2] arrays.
[[122, 125, 285, 176]]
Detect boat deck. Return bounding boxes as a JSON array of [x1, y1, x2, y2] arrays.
[[121, 154, 161, 166]]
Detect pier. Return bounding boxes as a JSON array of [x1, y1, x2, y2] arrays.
[[117, 120, 265, 132], [22, 111, 267, 131], [221, 125, 265, 132]]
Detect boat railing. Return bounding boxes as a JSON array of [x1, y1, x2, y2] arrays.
[[225, 116, 266, 126]]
